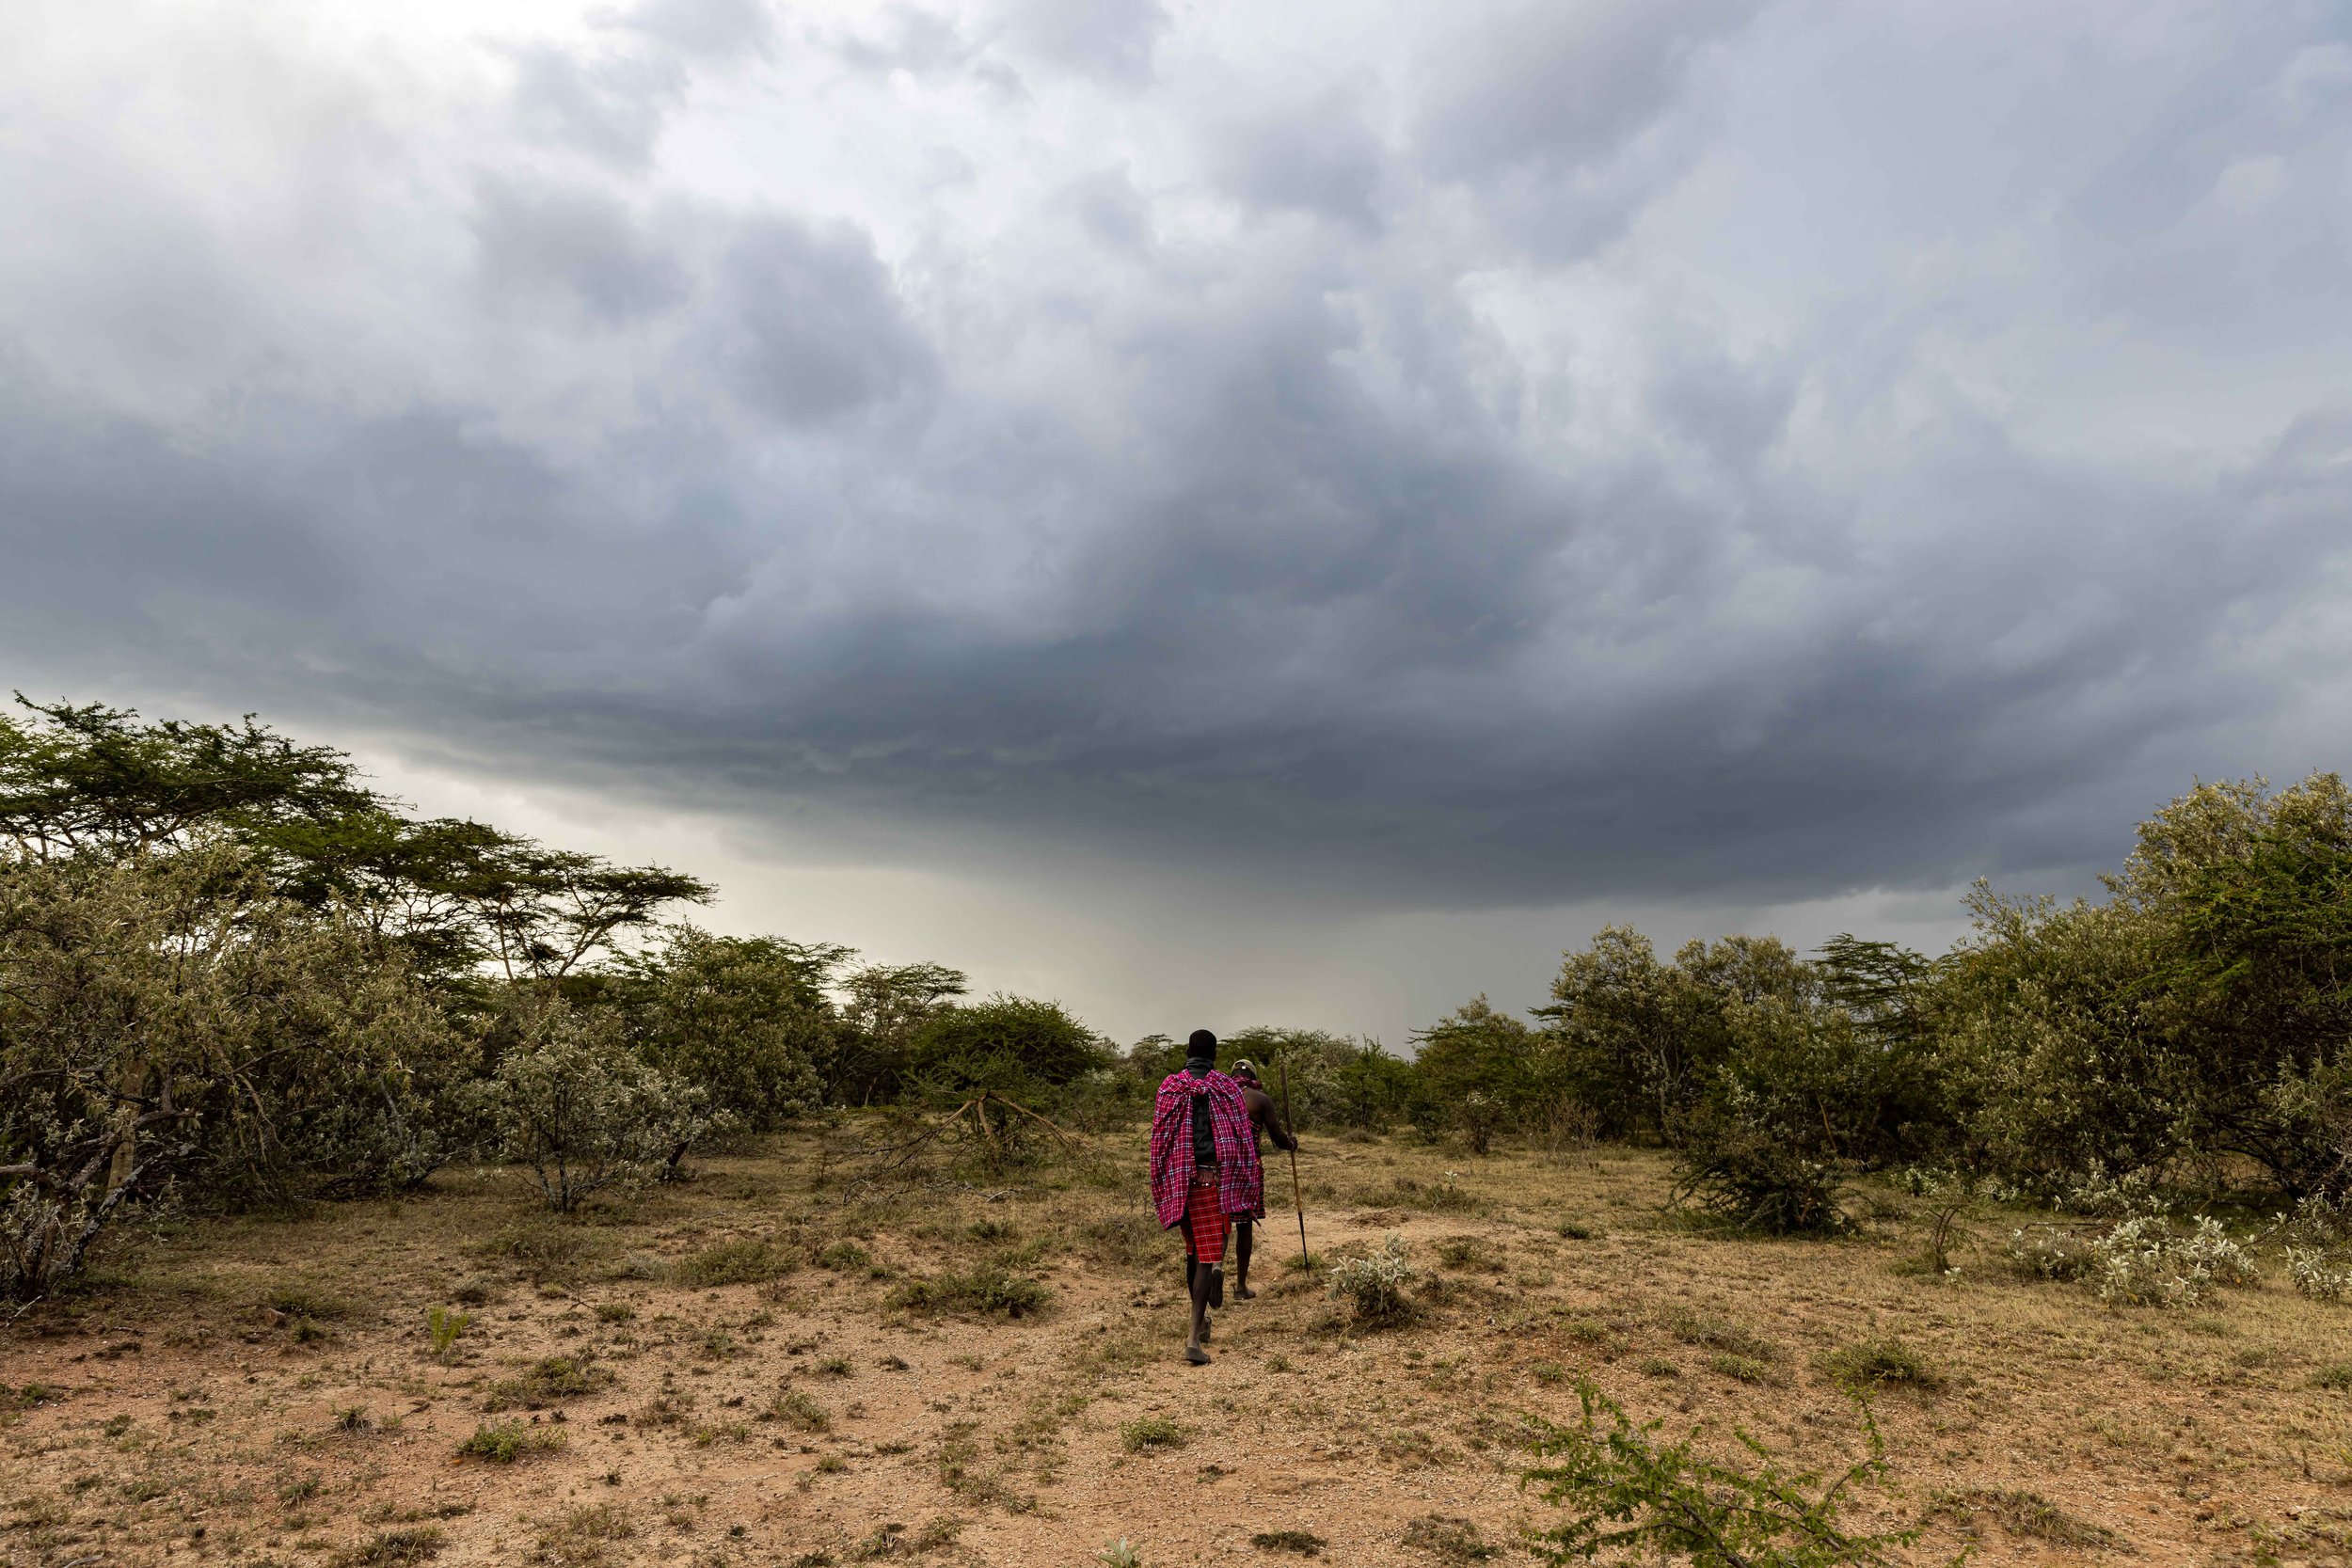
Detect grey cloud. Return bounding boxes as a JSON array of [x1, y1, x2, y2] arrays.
[[508, 42, 687, 168], [830, 7, 974, 76], [994, 0, 1167, 85], [607, 0, 775, 61], [471, 177, 688, 323], [1207, 87, 1387, 231], [713, 215, 934, 424], [1060, 167, 1152, 251]]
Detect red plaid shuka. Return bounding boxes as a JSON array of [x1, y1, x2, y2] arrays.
[[1184, 1174, 1229, 1264], [1149, 1069, 1262, 1228]]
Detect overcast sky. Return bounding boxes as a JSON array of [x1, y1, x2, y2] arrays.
[[6, 0, 2351, 1043]]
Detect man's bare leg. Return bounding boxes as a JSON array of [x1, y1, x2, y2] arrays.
[[1185, 1260, 1213, 1363], [1234, 1218, 1257, 1299]]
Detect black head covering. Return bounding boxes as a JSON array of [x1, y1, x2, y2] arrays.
[[1184, 1028, 1216, 1072]]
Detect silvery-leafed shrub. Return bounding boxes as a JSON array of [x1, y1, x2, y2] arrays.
[[2289, 1247, 2352, 1304], [2089, 1214, 2257, 1307], [1327, 1235, 1416, 1323]]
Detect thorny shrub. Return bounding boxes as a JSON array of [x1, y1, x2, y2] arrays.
[[1521, 1380, 1930, 1568]]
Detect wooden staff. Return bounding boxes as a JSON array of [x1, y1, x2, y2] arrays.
[[1279, 1058, 1310, 1273]]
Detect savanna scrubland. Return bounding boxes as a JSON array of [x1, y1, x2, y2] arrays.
[[8, 698, 2352, 1567]]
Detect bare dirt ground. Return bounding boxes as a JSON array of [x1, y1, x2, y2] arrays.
[[7, 1131, 2352, 1567]]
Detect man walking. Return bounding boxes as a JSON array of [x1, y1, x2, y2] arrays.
[[1225, 1059, 1298, 1300], [1149, 1030, 1262, 1365]]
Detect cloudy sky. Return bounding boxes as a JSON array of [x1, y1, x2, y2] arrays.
[[5, 0, 2351, 1042]]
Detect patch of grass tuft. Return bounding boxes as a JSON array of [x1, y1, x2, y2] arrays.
[[671, 1238, 793, 1288], [1661, 1305, 1776, 1361], [1251, 1529, 1327, 1555], [1946, 1487, 2118, 1547], [485, 1354, 613, 1411], [1120, 1415, 1190, 1452], [327, 1527, 445, 1568], [532, 1502, 633, 1565], [1401, 1514, 1495, 1561], [887, 1266, 1050, 1318], [1822, 1336, 1944, 1392], [1705, 1351, 1778, 1384], [815, 1241, 872, 1271], [456, 1420, 565, 1464]]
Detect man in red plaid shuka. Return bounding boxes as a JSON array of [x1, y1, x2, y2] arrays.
[[1149, 1029, 1262, 1364]]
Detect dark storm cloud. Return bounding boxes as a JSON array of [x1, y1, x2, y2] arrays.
[[713, 214, 936, 423], [4, 0, 2352, 927]]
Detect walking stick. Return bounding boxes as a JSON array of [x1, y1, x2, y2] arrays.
[[1279, 1059, 1310, 1273]]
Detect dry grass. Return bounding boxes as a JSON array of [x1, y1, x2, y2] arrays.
[[5, 1129, 2350, 1563]]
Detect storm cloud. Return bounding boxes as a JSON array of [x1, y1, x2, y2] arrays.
[[4, 0, 2350, 1036]]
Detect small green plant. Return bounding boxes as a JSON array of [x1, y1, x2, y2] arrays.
[[1531, 1361, 1567, 1385], [1120, 1415, 1190, 1452], [816, 1241, 872, 1271], [1556, 1219, 1597, 1240], [594, 1302, 635, 1324], [813, 1355, 852, 1377], [1251, 1529, 1327, 1555], [1522, 1380, 1921, 1567], [1327, 1235, 1416, 1323], [887, 1266, 1050, 1318], [327, 1526, 446, 1567], [671, 1239, 793, 1288], [456, 1420, 565, 1464], [425, 1305, 472, 1363], [1822, 1337, 1944, 1392], [1097, 1540, 1143, 1568], [2314, 1362, 2352, 1391]]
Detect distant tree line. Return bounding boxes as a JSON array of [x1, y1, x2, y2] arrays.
[[8, 693, 2348, 1294]]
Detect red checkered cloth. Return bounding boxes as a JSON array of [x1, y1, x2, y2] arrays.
[[1183, 1174, 1228, 1265], [1149, 1069, 1263, 1228]]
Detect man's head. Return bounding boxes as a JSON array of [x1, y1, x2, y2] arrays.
[[1186, 1029, 1217, 1064], [1230, 1059, 1260, 1084]]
